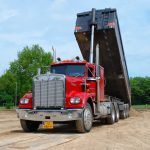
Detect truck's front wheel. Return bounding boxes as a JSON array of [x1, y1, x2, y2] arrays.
[[20, 119, 40, 132], [76, 103, 93, 133]]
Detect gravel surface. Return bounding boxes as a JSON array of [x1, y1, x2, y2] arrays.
[[0, 109, 150, 150]]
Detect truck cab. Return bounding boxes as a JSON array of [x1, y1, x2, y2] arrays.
[[17, 59, 105, 132]]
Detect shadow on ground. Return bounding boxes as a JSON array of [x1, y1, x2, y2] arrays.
[[11, 120, 104, 134]]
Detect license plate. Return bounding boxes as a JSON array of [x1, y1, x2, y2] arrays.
[[42, 121, 54, 129]]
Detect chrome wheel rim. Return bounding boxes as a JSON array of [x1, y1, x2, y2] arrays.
[[112, 107, 115, 121], [116, 109, 119, 120], [84, 108, 92, 130]]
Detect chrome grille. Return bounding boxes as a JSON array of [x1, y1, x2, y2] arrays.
[[33, 74, 65, 108]]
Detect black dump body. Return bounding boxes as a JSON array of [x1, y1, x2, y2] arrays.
[[74, 8, 131, 105]]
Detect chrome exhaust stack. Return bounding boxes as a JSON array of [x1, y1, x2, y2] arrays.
[[89, 8, 96, 64], [89, 8, 101, 113], [96, 44, 101, 113]]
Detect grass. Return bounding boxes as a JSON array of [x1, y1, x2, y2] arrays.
[[0, 106, 17, 111], [132, 104, 150, 109], [0, 107, 5, 110]]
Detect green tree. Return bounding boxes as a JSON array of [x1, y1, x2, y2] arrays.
[[0, 71, 16, 105], [130, 77, 150, 105], [9, 44, 53, 97], [0, 44, 53, 105]]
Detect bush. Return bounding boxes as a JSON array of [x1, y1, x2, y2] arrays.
[[5, 103, 14, 109]]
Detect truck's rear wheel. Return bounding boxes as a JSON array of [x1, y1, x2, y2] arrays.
[[107, 103, 115, 124], [76, 103, 93, 133], [126, 104, 129, 118], [20, 119, 40, 132], [114, 104, 119, 122], [127, 104, 130, 117], [120, 104, 126, 119]]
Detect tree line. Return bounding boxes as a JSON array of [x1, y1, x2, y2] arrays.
[[0, 44, 149, 106], [130, 77, 150, 105]]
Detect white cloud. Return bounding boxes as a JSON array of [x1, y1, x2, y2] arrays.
[[0, 9, 18, 23], [0, 27, 50, 45]]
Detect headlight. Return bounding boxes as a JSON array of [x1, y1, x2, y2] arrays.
[[70, 97, 80, 104], [20, 98, 29, 104]]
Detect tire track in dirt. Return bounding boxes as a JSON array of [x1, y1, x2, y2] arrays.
[[0, 111, 80, 150], [49, 110, 150, 150], [0, 110, 150, 150], [0, 131, 79, 150]]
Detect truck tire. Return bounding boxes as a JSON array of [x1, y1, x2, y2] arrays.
[[120, 104, 126, 119], [126, 104, 129, 118], [128, 104, 130, 117], [124, 104, 127, 118], [76, 103, 93, 133], [114, 104, 119, 122], [20, 119, 40, 132], [125, 104, 129, 118], [107, 103, 115, 124]]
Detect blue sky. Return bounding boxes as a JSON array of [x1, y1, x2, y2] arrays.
[[0, 0, 150, 77]]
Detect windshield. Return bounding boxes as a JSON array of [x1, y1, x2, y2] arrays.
[[51, 64, 85, 77]]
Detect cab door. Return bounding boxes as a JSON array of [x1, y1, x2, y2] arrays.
[[86, 65, 96, 99]]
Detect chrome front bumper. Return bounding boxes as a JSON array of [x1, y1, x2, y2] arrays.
[[16, 109, 83, 122]]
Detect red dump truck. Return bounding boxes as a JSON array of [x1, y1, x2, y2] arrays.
[[16, 8, 131, 133]]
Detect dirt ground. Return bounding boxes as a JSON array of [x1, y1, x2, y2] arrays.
[[0, 109, 150, 150]]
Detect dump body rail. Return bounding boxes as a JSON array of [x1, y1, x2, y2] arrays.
[[75, 8, 131, 105]]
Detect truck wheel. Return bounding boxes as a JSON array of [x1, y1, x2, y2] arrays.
[[128, 104, 130, 117], [114, 104, 119, 122], [126, 104, 129, 117], [107, 103, 115, 124], [76, 103, 93, 133], [20, 119, 40, 132], [124, 104, 128, 118], [120, 104, 126, 119]]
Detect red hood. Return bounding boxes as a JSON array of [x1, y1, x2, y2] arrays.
[[19, 76, 87, 109], [65, 76, 86, 108]]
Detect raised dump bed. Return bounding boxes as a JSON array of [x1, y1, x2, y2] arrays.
[[74, 8, 131, 105]]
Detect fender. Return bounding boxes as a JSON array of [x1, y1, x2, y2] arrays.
[[19, 91, 33, 109], [65, 91, 95, 109]]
